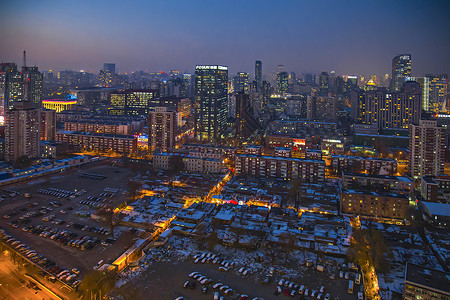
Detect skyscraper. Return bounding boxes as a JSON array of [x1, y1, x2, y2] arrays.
[[21, 66, 43, 108], [391, 54, 412, 91], [194, 65, 228, 141], [255, 60, 262, 91], [426, 74, 448, 113], [409, 119, 446, 178], [233, 72, 249, 93], [235, 92, 261, 140], [148, 107, 177, 151], [5, 103, 41, 162], [276, 72, 288, 94], [103, 63, 116, 75]]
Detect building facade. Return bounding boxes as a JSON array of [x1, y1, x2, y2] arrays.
[[235, 154, 325, 182], [194, 65, 228, 141], [409, 120, 446, 178], [148, 107, 177, 151], [55, 131, 137, 155], [392, 54, 411, 92], [5, 104, 41, 162], [340, 189, 410, 220]]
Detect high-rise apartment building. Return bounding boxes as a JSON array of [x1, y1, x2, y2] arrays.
[[409, 119, 446, 178], [148, 107, 177, 151], [426, 74, 448, 113], [194, 65, 228, 141], [233, 72, 249, 93], [391, 54, 412, 91], [276, 72, 288, 94], [307, 95, 337, 122], [5, 103, 41, 162], [41, 109, 56, 141], [255, 60, 262, 91], [21, 66, 43, 108], [351, 81, 421, 129]]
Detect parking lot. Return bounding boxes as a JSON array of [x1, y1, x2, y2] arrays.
[[115, 237, 363, 300], [0, 164, 139, 288]]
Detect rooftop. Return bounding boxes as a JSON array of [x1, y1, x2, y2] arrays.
[[405, 263, 450, 295], [421, 201, 450, 217]]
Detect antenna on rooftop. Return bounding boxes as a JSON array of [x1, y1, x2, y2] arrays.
[[23, 50, 27, 68]]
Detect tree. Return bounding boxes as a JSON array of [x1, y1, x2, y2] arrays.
[[347, 229, 389, 273], [14, 155, 34, 169], [288, 178, 303, 209], [80, 270, 116, 299]]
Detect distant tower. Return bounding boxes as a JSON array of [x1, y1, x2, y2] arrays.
[[234, 72, 249, 93], [276, 72, 288, 94], [255, 60, 262, 91], [23, 50, 27, 67], [103, 63, 116, 74], [391, 54, 411, 91]]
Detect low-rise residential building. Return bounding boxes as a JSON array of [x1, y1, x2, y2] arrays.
[[331, 155, 397, 175], [64, 121, 132, 135], [419, 201, 450, 228], [421, 175, 450, 203], [235, 154, 325, 182], [340, 188, 410, 220], [40, 141, 67, 159], [403, 263, 450, 300], [181, 144, 237, 159], [342, 172, 412, 194], [55, 130, 137, 155]]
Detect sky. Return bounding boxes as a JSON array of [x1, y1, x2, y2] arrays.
[[1, 0, 450, 78]]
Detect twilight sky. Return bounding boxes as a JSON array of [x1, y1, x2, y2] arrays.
[[1, 0, 449, 78]]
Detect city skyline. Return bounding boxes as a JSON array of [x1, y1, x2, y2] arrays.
[[1, 0, 450, 77]]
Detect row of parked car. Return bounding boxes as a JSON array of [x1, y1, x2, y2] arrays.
[[38, 188, 75, 199], [193, 252, 235, 272], [66, 222, 111, 236], [277, 278, 330, 299], [0, 229, 81, 287], [182, 271, 261, 300], [23, 224, 98, 251]]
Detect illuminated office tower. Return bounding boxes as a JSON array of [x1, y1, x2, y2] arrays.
[[416, 77, 430, 111], [276, 72, 288, 94], [5, 103, 41, 162], [409, 120, 446, 178], [391, 54, 411, 91], [110, 89, 158, 116], [194, 65, 228, 141], [255, 60, 262, 91], [234, 72, 249, 93], [426, 74, 448, 113], [148, 107, 177, 151]]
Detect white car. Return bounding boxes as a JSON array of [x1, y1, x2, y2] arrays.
[[278, 278, 285, 286], [213, 283, 223, 289], [189, 271, 198, 277]]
